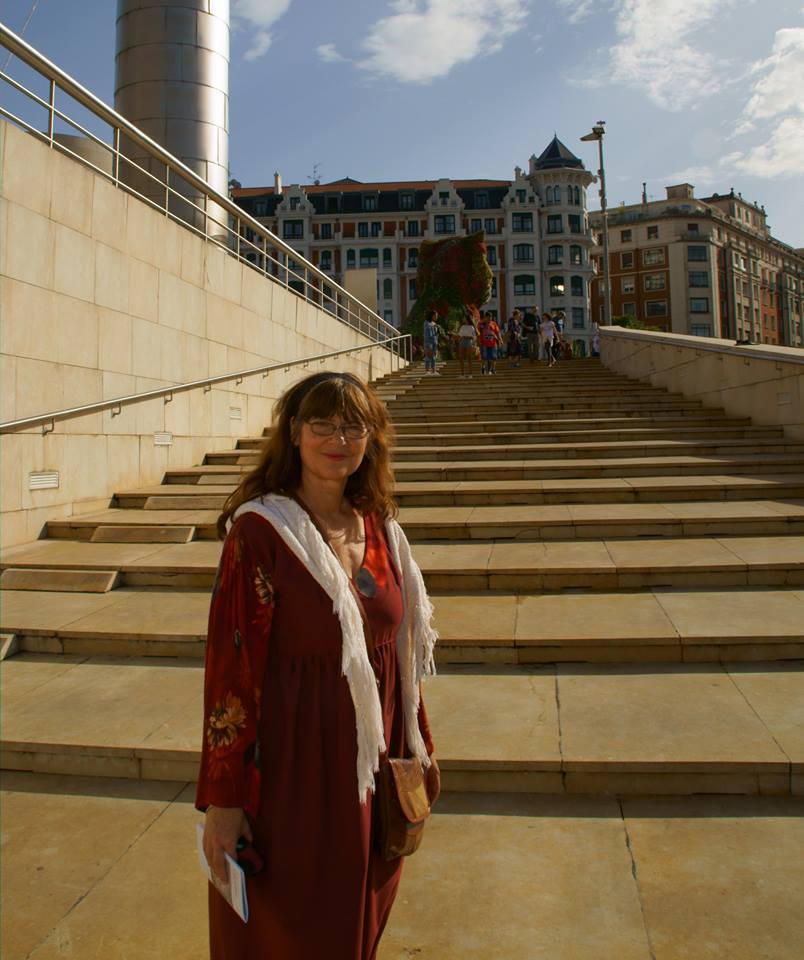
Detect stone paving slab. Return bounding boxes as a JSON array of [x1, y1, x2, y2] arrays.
[[4, 777, 803, 960]]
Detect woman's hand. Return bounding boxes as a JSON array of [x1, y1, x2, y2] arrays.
[[425, 754, 441, 808], [203, 806, 252, 883]]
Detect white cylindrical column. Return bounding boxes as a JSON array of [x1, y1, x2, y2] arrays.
[[114, 0, 230, 233]]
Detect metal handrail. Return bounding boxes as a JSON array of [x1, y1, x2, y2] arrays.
[[0, 22, 396, 341], [0, 335, 412, 436]]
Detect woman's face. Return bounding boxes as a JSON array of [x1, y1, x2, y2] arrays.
[[293, 415, 370, 487]]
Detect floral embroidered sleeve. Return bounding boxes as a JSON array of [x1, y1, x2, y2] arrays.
[[195, 513, 276, 818]]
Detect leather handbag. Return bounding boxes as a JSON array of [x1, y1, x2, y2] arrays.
[[375, 755, 431, 860]]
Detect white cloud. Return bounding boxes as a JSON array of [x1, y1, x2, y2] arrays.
[[556, 0, 596, 24], [232, 0, 292, 61], [574, 0, 740, 110], [317, 43, 348, 64], [348, 0, 529, 84], [728, 24, 804, 178]]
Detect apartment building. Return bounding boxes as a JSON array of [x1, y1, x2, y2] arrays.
[[231, 136, 599, 353], [589, 184, 804, 346]]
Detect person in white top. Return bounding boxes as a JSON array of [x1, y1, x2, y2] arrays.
[[455, 313, 477, 379], [540, 314, 557, 367]]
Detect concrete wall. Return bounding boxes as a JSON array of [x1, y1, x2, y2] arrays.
[[600, 326, 804, 439], [0, 121, 401, 547]]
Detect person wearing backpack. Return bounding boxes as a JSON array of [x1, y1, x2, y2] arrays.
[[477, 312, 501, 375]]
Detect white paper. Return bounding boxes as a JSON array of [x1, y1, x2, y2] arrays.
[[196, 822, 249, 923]]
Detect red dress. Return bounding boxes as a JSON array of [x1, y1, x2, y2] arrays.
[[196, 510, 434, 960]]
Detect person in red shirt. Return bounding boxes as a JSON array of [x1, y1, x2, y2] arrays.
[[477, 311, 501, 375]]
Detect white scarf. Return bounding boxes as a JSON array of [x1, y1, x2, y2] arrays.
[[232, 494, 437, 802]]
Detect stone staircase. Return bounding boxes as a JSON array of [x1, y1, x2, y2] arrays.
[[2, 358, 803, 799]]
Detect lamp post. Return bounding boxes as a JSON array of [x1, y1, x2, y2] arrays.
[[581, 122, 612, 327]]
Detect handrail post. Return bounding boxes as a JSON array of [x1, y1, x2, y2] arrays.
[[47, 77, 55, 145], [113, 126, 120, 186]]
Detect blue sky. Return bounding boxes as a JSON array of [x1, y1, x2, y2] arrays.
[[2, 0, 802, 245]]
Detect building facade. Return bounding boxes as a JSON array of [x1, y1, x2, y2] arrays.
[[589, 184, 804, 346], [232, 136, 599, 353]]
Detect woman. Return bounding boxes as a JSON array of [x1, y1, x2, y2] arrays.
[[478, 311, 501, 375], [455, 311, 477, 378], [506, 310, 522, 369], [197, 371, 440, 960]]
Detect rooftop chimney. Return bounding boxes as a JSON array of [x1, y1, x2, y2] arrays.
[[274, 171, 283, 195]]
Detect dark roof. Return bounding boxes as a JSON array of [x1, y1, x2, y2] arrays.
[[534, 136, 584, 171]]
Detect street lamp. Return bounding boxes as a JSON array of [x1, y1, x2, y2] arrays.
[[581, 122, 612, 327]]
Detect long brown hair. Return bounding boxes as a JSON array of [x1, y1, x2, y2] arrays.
[[217, 372, 396, 538]]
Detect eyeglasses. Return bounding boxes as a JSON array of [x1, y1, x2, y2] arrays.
[[307, 419, 370, 440]]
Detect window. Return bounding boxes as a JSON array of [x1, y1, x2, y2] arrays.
[[568, 214, 582, 233], [319, 250, 332, 270], [621, 276, 635, 294], [371, 222, 381, 238], [647, 225, 658, 240], [470, 218, 482, 233], [569, 245, 582, 265], [346, 249, 355, 268], [434, 215, 455, 234], [358, 222, 369, 238], [359, 248, 379, 267], [547, 215, 563, 234], [491, 277, 498, 298], [253, 200, 267, 217], [620, 229, 632, 242], [400, 193, 414, 210], [690, 297, 710, 313], [283, 219, 303, 239], [289, 197, 300, 210], [512, 213, 533, 232], [689, 271, 709, 287], [486, 247, 497, 266], [408, 248, 418, 268], [383, 278, 392, 300], [475, 191, 489, 208], [363, 196, 377, 212], [516, 189, 526, 203], [545, 186, 554, 205], [383, 248, 392, 268], [623, 302, 636, 317], [438, 191, 449, 203], [570, 276, 584, 297], [572, 307, 585, 328], [621, 251, 634, 268], [553, 186, 561, 204], [407, 221, 420, 237], [646, 300, 667, 317], [408, 279, 417, 299], [686, 223, 699, 235], [549, 275, 565, 297], [688, 245, 707, 261], [691, 323, 712, 337], [643, 248, 665, 266], [573, 186, 580, 205], [548, 245, 563, 265], [484, 217, 498, 234], [384, 309, 394, 325], [320, 222, 332, 240], [644, 273, 666, 291], [514, 274, 536, 296], [513, 243, 535, 263]]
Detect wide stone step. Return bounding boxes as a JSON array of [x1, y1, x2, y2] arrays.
[[3, 587, 803, 664], [3, 535, 804, 591], [394, 474, 804, 506], [2, 657, 800, 795], [0, 569, 120, 594], [399, 500, 804, 541], [391, 453, 804, 482], [47, 499, 804, 544], [390, 414, 750, 435], [392, 439, 804, 463]]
